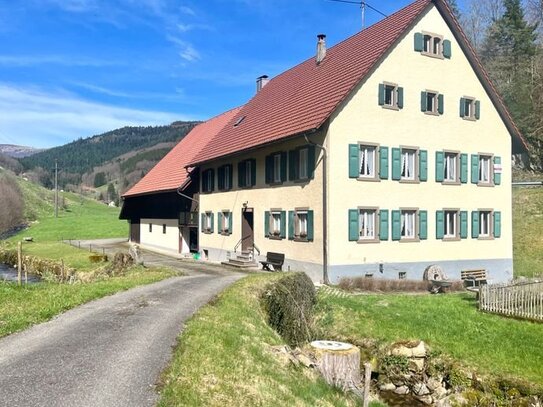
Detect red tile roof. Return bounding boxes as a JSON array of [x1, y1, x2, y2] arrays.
[[189, 0, 433, 165], [188, 0, 527, 166], [123, 107, 242, 197]]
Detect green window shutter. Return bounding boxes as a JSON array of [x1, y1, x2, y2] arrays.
[[218, 212, 223, 233], [348, 209, 359, 241], [265, 155, 273, 184], [414, 32, 424, 52], [280, 211, 286, 239], [288, 211, 295, 240], [379, 210, 389, 241], [391, 210, 401, 241], [307, 145, 316, 179], [378, 83, 385, 106], [475, 101, 481, 119], [471, 211, 480, 238], [379, 146, 389, 179], [493, 156, 501, 185], [438, 94, 444, 114], [264, 211, 270, 237], [397, 87, 404, 109], [471, 154, 479, 184], [391, 148, 401, 180], [460, 211, 468, 239], [228, 212, 233, 234], [250, 159, 256, 186], [238, 162, 244, 188], [459, 97, 465, 118], [201, 213, 205, 230], [420, 91, 428, 112], [419, 210, 428, 240], [494, 211, 501, 238], [217, 166, 224, 190], [419, 150, 428, 182], [210, 212, 214, 233], [348, 144, 360, 178], [443, 39, 452, 58], [280, 152, 287, 182], [460, 153, 468, 183], [307, 210, 314, 241], [289, 150, 297, 181], [435, 151, 444, 182], [436, 211, 445, 239], [228, 164, 233, 189]]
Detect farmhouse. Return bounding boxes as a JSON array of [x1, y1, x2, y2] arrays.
[[120, 0, 527, 284]]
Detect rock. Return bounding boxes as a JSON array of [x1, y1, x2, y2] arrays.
[[23, 237, 33, 242], [433, 385, 448, 400], [427, 377, 442, 391], [409, 358, 425, 372], [411, 341, 427, 358], [415, 395, 433, 405], [390, 340, 427, 358], [413, 382, 430, 396], [379, 383, 396, 392], [394, 385, 409, 395], [436, 394, 468, 407], [296, 353, 315, 368]]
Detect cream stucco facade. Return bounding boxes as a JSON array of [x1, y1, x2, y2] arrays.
[[140, 218, 181, 253], [197, 4, 515, 283]]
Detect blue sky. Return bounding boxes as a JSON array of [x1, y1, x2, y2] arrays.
[[0, 0, 466, 148]]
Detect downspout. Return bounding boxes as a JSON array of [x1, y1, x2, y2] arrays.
[[304, 133, 329, 285]]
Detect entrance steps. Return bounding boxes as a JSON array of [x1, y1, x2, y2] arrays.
[[222, 250, 258, 269]]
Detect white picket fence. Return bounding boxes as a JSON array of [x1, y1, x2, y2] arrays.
[[479, 280, 543, 321]]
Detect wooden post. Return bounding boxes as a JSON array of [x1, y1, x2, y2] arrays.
[[17, 241, 22, 286], [363, 362, 371, 407]]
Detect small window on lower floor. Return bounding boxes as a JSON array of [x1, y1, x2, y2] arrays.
[[401, 210, 417, 240], [265, 210, 286, 239], [203, 212, 213, 234], [444, 210, 458, 238], [479, 211, 492, 237], [289, 209, 314, 241], [296, 211, 308, 238], [220, 211, 231, 235], [359, 209, 377, 240], [271, 212, 282, 236]]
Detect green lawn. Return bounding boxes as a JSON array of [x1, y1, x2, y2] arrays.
[[316, 291, 543, 388], [513, 188, 543, 278], [0, 267, 177, 338], [159, 274, 376, 407]]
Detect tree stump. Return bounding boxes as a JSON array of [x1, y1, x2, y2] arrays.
[[310, 340, 360, 391]]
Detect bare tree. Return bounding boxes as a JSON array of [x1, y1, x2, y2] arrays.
[[462, 0, 505, 51]]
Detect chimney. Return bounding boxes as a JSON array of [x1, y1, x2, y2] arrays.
[[316, 34, 326, 65], [256, 75, 270, 93]]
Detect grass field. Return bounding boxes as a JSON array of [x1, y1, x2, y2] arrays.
[[316, 291, 543, 388], [0, 266, 176, 338]]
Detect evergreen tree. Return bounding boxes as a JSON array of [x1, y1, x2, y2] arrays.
[[107, 182, 116, 202]]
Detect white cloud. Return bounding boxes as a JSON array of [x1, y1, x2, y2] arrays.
[[179, 5, 195, 16], [0, 54, 121, 67], [166, 35, 201, 62], [0, 83, 193, 148]]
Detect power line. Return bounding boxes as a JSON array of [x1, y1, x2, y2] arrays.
[[326, 0, 388, 29]]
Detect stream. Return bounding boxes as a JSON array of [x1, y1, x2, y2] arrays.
[[0, 263, 41, 283]]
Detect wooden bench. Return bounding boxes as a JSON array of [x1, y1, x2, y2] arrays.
[[260, 252, 285, 272], [461, 269, 488, 290]]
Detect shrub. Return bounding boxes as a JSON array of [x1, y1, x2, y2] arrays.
[[261, 272, 316, 347]]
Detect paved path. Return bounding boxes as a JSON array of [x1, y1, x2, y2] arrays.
[[0, 258, 243, 407]]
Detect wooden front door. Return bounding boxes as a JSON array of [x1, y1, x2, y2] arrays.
[[241, 208, 254, 252], [130, 220, 140, 243]]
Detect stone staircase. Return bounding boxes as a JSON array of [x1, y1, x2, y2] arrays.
[[222, 250, 258, 269]]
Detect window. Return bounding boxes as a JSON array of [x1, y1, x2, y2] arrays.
[[479, 211, 492, 237], [384, 84, 395, 106], [238, 159, 256, 188], [460, 97, 479, 120], [273, 154, 281, 183], [421, 91, 443, 115], [202, 169, 214, 193], [401, 210, 417, 239], [219, 211, 231, 235], [202, 212, 213, 234], [296, 211, 308, 237], [399, 271, 407, 280], [162, 224, 166, 234], [359, 209, 376, 240], [288, 209, 314, 241], [359, 145, 376, 178], [444, 152, 458, 182], [299, 148, 308, 180], [218, 164, 232, 191], [479, 155, 492, 184], [265, 210, 286, 239], [427, 92, 437, 113], [423, 33, 443, 57], [271, 212, 282, 235], [149, 223, 152, 233], [444, 210, 458, 238], [401, 149, 416, 180], [378, 82, 403, 110]]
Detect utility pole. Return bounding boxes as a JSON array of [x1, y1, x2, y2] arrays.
[[54, 160, 58, 218], [361, 1, 366, 29]]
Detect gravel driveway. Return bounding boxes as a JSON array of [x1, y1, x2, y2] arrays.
[[0, 256, 244, 407]]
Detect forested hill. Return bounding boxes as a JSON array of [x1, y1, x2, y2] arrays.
[[20, 122, 198, 177]]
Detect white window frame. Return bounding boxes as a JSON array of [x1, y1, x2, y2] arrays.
[[270, 211, 282, 237], [401, 148, 417, 181], [384, 82, 398, 108], [422, 32, 444, 58], [444, 210, 458, 239], [299, 148, 308, 180], [479, 155, 492, 184], [204, 212, 213, 233], [444, 152, 458, 182], [463, 97, 476, 120], [222, 211, 230, 234], [273, 154, 281, 183], [359, 145, 376, 178], [401, 210, 417, 239], [295, 210, 308, 238], [479, 210, 492, 238], [359, 209, 377, 240], [426, 91, 438, 114]]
